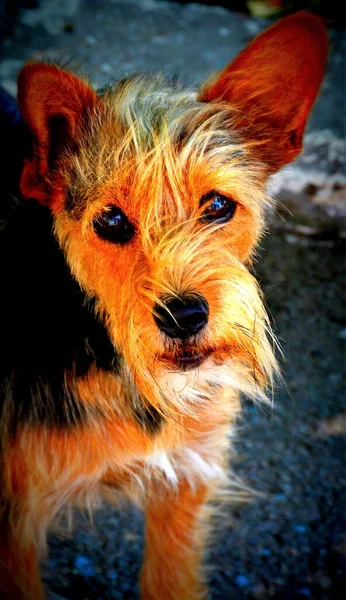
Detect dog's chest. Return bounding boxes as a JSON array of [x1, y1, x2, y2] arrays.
[[143, 445, 227, 487]]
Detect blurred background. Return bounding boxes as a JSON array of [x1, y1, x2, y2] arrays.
[[1, 1, 345, 598]]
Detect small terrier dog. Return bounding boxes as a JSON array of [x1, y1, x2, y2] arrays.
[[0, 12, 327, 599]]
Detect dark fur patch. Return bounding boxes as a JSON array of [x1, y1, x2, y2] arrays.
[[0, 199, 120, 433], [64, 188, 79, 215], [64, 184, 88, 219], [132, 404, 163, 435]]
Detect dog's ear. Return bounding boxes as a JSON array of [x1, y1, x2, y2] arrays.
[[199, 12, 328, 172], [17, 62, 98, 208]]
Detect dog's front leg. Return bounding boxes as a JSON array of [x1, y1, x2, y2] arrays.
[[140, 479, 212, 600], [0, 509, 44, 600]]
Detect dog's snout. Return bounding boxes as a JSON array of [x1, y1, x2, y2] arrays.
[[153, 295, 209, 339]]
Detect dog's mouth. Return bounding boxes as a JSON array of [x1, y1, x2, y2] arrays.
[[161, 348, 213, 371]]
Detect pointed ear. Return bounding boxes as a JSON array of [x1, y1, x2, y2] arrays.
[[17, 62, 99, 207], [198, 12, 328, 172]]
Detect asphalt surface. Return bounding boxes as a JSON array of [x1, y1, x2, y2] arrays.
[[1, 2, 345, 599]]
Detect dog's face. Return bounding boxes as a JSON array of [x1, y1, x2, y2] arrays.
[[51, 81, 274, 414], [17, 13, 327, 417]]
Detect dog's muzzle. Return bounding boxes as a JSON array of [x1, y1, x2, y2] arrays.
[[153, 294, 209, 339]]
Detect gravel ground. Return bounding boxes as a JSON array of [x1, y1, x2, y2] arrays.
[[1, 2, 345, 599]]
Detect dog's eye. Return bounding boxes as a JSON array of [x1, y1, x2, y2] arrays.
[[200, 191, 237, 223], [93, 206, 135, 243]]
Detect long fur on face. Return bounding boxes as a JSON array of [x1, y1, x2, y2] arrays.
[[52, 74, 278, 422]]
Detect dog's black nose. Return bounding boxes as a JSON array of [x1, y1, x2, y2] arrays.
[[153, 295, 209, 339]]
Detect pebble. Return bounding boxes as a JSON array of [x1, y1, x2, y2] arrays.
[[274, 493, 286, 501], [101, 63, 113, 74], [0, 79, 17, 97], [106, 568, 118, 581], [85, 35, 97, 46], [328, 372, 341, 384], [74, 555, 94, 577], [235, 574, 250, 587], [244, 20, 261, 35], [218, 27, 230, 37], [298, 588, 312, 597]]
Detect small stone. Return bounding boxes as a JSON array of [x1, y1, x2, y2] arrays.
[[235, 574, 250, 587], [85, 35, 97, 46], [285, 234, 298, 244], [218, 27, 229, 37], [106, 568, 118, 581], [274, 493, 286, 501], [0, 79, 17, 98], [101, 63, 113, 74], [338, 328, 346, 340], [244, 20, 261, 36], [74, 555, 94, 577], [124, 531, 138, 542]]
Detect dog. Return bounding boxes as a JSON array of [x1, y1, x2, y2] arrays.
[[0, 12, 327, 599]]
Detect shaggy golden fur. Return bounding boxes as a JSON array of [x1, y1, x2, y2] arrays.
[[0, 12, 327, 599]]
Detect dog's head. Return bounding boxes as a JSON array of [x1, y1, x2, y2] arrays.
[[17, 13, 327, 417]]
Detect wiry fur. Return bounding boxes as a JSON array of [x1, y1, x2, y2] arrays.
[[54, 75, 277, 415], [0, 13, 327, 600]]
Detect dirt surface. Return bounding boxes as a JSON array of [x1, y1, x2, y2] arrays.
[[1, 2, 345, 599]]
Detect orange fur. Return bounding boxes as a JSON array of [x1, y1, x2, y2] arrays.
[[0, 12, 327, 599], [141, 482, 211, 600]]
